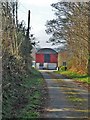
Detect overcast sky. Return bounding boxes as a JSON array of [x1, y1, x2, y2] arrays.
[[18, 0, 61, 48]]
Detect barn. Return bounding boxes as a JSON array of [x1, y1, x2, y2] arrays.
[[35, 48, 58, 70]]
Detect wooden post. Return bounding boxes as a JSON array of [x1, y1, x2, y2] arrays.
[[25, 10, 31, 70]]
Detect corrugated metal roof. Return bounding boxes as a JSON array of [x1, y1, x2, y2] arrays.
[[36, 48, 57, 54]]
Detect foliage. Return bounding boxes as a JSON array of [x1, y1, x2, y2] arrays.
[[1, 0, 46, 118], [2, 55, 45, 118], [45, 2, 89, 74], [59, 66, 67, 71], [17, 70, 45, 118]]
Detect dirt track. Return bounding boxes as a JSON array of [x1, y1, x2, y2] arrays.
[[40, 70, 89, 118]]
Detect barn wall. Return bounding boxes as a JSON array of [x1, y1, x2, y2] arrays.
[[50, 54, 58, 63], [58, 51, 68, 67], [36, 63, 57, 69], [36, 48, 58, 70], [36, 54, 44, 63], [36, 63, 39, 69], [48, 63, 57, 69]]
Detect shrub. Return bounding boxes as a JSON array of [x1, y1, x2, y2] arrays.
[[60, 66, 67, 71]]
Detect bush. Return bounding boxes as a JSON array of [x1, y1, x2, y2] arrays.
[[60, 66, 67, 71]]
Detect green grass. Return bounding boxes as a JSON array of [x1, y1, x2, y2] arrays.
[[17, 69, 44, 118], [55, 70, 90, 84]]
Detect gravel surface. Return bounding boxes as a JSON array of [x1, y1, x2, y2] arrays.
[[40, 70, 89, 119]]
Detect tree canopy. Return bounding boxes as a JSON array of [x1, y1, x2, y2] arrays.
[[45, 2, 89, 74], [46, 2, 89, 73]]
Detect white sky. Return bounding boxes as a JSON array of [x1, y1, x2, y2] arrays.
[[18, 0, 61, 48]]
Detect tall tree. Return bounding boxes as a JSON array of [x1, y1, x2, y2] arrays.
[[45, 2, 89, 74], [2, 0, 34, 117]]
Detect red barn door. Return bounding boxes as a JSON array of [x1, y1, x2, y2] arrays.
[[36, 54, 44, 63], [50, 54, 58, 63]]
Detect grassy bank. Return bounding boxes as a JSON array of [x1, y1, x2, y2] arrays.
[[17, 68, 46, 118], [55, 70, 90, 84], [3, 65, 47, 118]]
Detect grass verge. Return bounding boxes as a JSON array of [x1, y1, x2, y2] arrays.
[[54, 70, 90, 84], [18, 68, 47, 118], [3, 68, 47, 119]]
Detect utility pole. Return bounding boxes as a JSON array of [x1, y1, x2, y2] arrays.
[[25, 10, 31, 71], [27, 10, 30, 39]]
